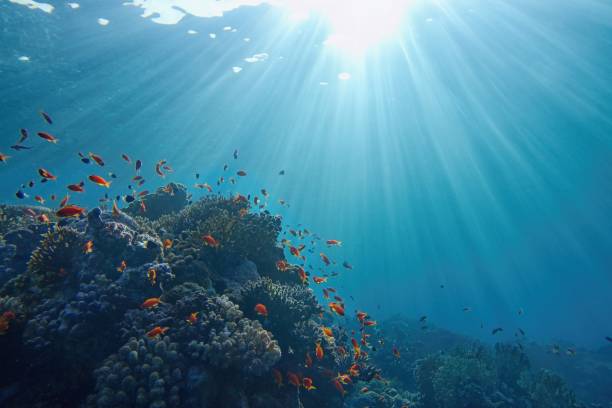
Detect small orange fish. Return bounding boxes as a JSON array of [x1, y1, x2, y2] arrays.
[[161, 184, 174, 195], [67, 181, 85, 192], [38, 168, 57, 180], [332, 379, 347, 397], [146, 326, 169, 338], [148, 268, 157, 286], [163, 239, 173, 249], [0, 153, 11, 163], [254, 303, 268, 317], [59, 194, 70, 208], [289, 246, 304, 260], [186, 312, 199, 325], [236, 170, 247, 176], [297, 267, 308, 284], [37, 213, 50, 223], [356, 311, 368, 322], [141, 297, 162, 309], [336, 373, 352, 385], [89, 152, 105, 166], [34, 195, 45, 204], [349, 364, 360, 377], [322, 288, 329, 299], [326, 239, 342, 246], [202, 234, 220, 248], [319, 252, 331, 266], [313, 276, 327, 284], [140, 200, 146, 213], [56, 205, 85, 218], [89, 174, 111, 188], [392, 346, 401, 359], [315, 342, 324, 360], [117, 260, 127, 273], [37, 131, 58, 143], [138, 190, 149, 197], [363, 320, 377, 327], [329, 302, 345, 316], [305, 352, 313, 368], [273, 368, 283, 387], [195, 183, 213, 192], [302, 377, 316, 391], [276, 259, 290, 272], [322, 326, 334, 338], [83, 240, 93, 254], [287, 372, 301, 388]]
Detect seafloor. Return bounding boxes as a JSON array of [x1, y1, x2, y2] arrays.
[[0, 185, 610, 408]]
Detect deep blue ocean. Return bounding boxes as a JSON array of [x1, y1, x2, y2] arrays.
[[1, 0, 611, 354]]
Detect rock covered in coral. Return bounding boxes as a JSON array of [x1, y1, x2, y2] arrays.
[[125, 183, 189, 221]]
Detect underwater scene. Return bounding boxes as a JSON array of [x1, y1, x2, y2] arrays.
[[1, 0, 612, 407]]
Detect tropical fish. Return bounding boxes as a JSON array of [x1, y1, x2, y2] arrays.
[[89, 175, 111, 188], [117, 260, 127, 273], [89, 152, 105, 166], [313, 276, 327, 284], [349, 364, 360, 377], [112, 200, 121, 217], [15, 190, 27, 199], [141, 297, 162, 309], [67, 181, 85, 192], [148, 268, 157, 286], [352, 338, 361, 360], [392, 346, 401, 359], [56, 205, 85, 217], [363, 320, 377, 327], [202, 234, 220, 248], [272, 369, 283, 387], [302, 377, 316, 391], [59, 194, 70, 208], [18, 128, 28, 143], [276, 260, 290, 272], [37, 131, 58, 143], [326, 239, 342, 246], [34, 195, 45, 204], [289, 246, 304, 259], [254, 303, 268, 317], [233, 149, 238, 160], [322, 289, 329, 299], [0, 153, 10, 162], [236, 170, 247, 177], [83, 240, 94, 254], [321, 326, 333, 338], [336, 373, 352, 384], [39, 110, 53, 124], [195, 183, 213, 192], [38, 168, 57, 180], [492, 327, 503, 335], [146, 326, 169, 338], [155, 160, 166, 178], [121, 153, 131, 163], [279, 170, 285, 175], [329, 302, 344, 316], [37, 214, 50, 223], [287, 371, 300, 388], [10, 145, 32, 151], [185, 312, 199, 325], [163, 239, 173, 249], [315, 342, 324, 360], [319, 252, 330, 266], [297, 267, 308, 284], [332, 379, 346, 397], [135, 159, 142, 173], [305, 352, 313, 368], [356, 311, 367, 322]]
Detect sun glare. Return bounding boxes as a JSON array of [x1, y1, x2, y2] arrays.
[[285, 0, 412, 55]]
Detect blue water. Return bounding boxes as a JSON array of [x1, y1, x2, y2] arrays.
[[1, 0, 612, 348]]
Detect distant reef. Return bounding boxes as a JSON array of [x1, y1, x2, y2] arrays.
[[0, 187, 608, 407]]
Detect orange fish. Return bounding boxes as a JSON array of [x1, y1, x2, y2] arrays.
[[332, 379, 346, 397], [302, 377, 316, 391], [146, 326, 169, 338], [321, 326, 333, 338], [67, 181, 85, 192], [59, 194, 70, 208], [163, 239, 173, 249], [363, 320, 377, 327], [0, 153, 11, 163], [161, 184, 174, 195], [148, 268, 157, 286], [273, 369, 283, 387], [329, 302, 345, 316], [326, 239, 342, 246], [141, 297, 162, 309], [112, 200, 121, 217], [319, 252, 331, 266], [297, 267, 308, 284], [315, 342, 324, 360], [38, 168, 57, 180], [155, 161, 166, 178], [313, 276, 327, 284], [195, 183, 213, 192], [305, 352, 313, 368], [202, 234, 220, 248], [289, 246, 304, 260], [37, 131, 58, 143], [138, 190, 149, 197], [186, 312, 199, 325], [356, 311, 368, 322], [117, 260, 127, 273], [352, 338, 361, 360], [287, 372, 301, 388], [140, 200, 146, 213], [34, 195, 45, 204], [254, 303, 268, 317], [322, 288, 329, 299], [336, 373, 352, 384], [83, 240, 93, 254], [89, 152, 105, 166], [37, 213, 50, 223], [89, 175, 111, 188], [276, 260, 290, 272], [236, 170, 247, 176], [393, 346, 401, 359], [56, 205, 85, 218], [349, 364, 360, 377]]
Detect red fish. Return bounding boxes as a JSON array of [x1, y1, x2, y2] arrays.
[[38, 168, 57, 180], [37, 131, 58, 143], [37, 213, 50, 223], [56, 205, 85, 218], [67, 181, 85, 192], [322, 288, 329, 299], [276, 260, 290, 272], [148, 268, 157, 286], [356, 311, 368, 322], [0, 153, 10, 163], [34, 195, 45, 204], [319, 252, 331, 266], [89, 175, 111, 188], [315, 342, 324, 360], [392, 346, 401, 359], [89, 153, 105, 166], [146, 326, 169, 338], [287, 372, 301, 388], [326, 239, 342, 246], [290, 246, 304, 260], [202, 234, 220, 248], [254, 303, 268, 317], [112, 200, 121, 217], [83, 240, 93, 254], [321, 326, 333, 338], [302, 377, 316, 391], [329, 302, 345, 316], [313, 276, 327, 284], [117, 260, 127, 273], [363, 320, 377, 327], [332, 379, 347, 397], [349, 364, 360, 377], [59, 194, 70, 208], [141, 297, 162, 309], [186, 312, 199, 325], [155, 160, 166, 178], [297, 267, 308, 284], [121, 153, 131, 163]]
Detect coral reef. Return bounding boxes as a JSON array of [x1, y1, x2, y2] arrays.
[[124, 183, 189, 221]]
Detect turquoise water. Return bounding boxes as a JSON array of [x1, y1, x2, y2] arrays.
[[1, 0, 612, 351]]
